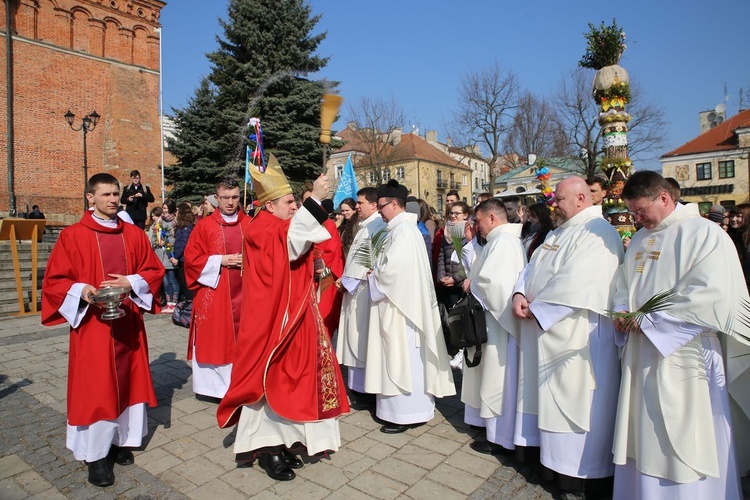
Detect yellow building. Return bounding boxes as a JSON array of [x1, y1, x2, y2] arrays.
[[328, 125, 473, 213], [661, 109, 750, 212]]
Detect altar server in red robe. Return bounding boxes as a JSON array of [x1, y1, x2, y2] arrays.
[[41, 173, 164, 488], [184, 177, 251, 401], [218, 155, 349, 482]]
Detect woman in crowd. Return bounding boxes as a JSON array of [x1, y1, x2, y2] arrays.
[[171, 202, 196, 302], [337, 197, 359, 257], [728, 203, 750, 290], [158, 199, 179, 311], [521, 202, 554, 260]]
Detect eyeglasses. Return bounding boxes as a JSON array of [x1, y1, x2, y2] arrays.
[[377, 201, 393, 210], [449, 211, 465, 217], [627, 193, 661, 218], [218, 195, 240, 201]]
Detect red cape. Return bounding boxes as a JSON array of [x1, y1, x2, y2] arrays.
[[316, 219, 345, 338], [184, 210, 251, 364], [217, 210, 349, 428], [41, 212, 164, 426]]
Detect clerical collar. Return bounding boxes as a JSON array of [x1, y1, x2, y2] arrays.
[[91, 212, 118, 228], [221, 212, 238, 223]]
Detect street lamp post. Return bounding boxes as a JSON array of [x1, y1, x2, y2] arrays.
[[64, 110, 100, 212]]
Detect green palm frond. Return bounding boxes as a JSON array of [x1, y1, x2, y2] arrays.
[[352, 229, 387, 270], [610, 287, 679, 327]]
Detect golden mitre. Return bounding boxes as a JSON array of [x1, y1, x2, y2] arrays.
[[250, 153, 292, 205]]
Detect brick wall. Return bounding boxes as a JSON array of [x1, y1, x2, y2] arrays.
[[0, 0, 166, 223]]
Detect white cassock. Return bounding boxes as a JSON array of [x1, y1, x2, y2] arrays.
[[234, 205, 340, 456], [60, 216, 152, 462], [191, 212, 238, 399], [365, 211, 456, 424], [462, 224, 526, 449], [612, 202, 750, 500], [335, 211, 387, 392], [513, 205, 623, 479]]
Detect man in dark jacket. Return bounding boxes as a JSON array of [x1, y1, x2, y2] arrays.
[[120, 170, 155, 229]]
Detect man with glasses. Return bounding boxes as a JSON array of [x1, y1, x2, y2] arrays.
[[364, 180, 455, 433], [512, 176, 623, 499], [184, 177, 251, 402], [611, 171, 750, 499]]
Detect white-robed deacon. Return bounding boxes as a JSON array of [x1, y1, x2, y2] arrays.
[[461, 199, 526, 454], [512, 176, 623, 498], [612, 171, 750, 500], [335, 186, 387, 406], [365, 179, 456, 433]]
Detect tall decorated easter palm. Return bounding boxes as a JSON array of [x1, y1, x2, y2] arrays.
[[580, 20, 634, 238]]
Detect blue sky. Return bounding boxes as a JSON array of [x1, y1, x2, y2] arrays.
[[159, 0, 750, 171]]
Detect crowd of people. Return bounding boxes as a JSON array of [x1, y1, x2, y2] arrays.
[[40, 164, 750, 500]]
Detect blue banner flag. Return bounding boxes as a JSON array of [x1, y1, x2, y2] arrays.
[[333, 154, 359, 210], [245, 145, 252, 187]]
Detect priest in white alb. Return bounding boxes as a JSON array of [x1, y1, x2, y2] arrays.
[[512, 176, 623, 498], [612, 170, 750, 500], [335, 187, 387, 408], [365, 179, 456, 433], [460, 198, 526, 455]]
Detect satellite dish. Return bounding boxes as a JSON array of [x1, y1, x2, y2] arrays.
[[707, 111, 717, 122], [715, 114, 724, 124], [716, 103, 727, 114]]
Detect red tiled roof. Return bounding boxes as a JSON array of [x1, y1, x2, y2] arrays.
[[662, 109, 750, 157]]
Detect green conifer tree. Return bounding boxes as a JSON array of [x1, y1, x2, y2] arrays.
[[166, 78, 225, 202], [168, 0, 334, 196]]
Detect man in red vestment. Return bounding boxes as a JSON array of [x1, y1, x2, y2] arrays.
[[218, 155, 349, 482], [184, 177, 251, 402], [42, 173, 164, 487]]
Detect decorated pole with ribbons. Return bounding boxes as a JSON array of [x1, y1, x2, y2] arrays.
[[245, 117, 266, 210]]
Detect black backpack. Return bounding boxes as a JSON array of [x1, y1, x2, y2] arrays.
[[446, 293, 487, 367]]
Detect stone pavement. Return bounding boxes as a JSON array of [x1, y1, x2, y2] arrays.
[[0, 312, 558, 499]]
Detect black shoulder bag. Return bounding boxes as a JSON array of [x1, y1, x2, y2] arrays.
[[446, 293, 487, 367]]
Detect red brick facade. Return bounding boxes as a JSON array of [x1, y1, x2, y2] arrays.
[[0, 0, 166, 223]]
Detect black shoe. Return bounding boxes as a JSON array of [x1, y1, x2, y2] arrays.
[[195, 394, 222, 404], [282, 449, 303, 469], [380, 422, 424, 434], [85, 458, 114, 487], [107, 445, 134, 466], [258, 453, 296, 481], [469, 440, 512, 456]]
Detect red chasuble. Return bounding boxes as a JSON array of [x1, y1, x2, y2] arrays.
[[184, 210, 251, 365], [41, 212, 164, 426], [316, 219, 345, 338], [217, 210, 350, 428]]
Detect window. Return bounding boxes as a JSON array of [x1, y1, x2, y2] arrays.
[[336, 164, 343, 179], [396, 166, 405, 180], [437, 171, 443, 182], [437, 197, 444, 213], [462, 174, 467, 186], [475, 178, 479, 189], [719, 160, 735, 179], [368, 170, 376, 184], [382, 168, 391, 181], [696, 162, 712, 180]]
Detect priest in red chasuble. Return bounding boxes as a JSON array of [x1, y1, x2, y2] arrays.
[[41, 173, 164, 488], [218, 155, 349, 482], [184, 177, 251, 401]]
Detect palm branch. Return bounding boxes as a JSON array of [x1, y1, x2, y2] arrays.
[[352, 229, 387, 270], [610, 287, 679, 328]]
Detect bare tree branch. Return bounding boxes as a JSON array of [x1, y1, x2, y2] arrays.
[[504, 91, 569, 167], [449, 63, 518, 173], [344, 95, 406, 184]]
